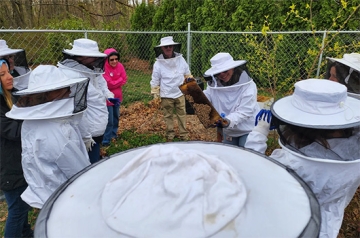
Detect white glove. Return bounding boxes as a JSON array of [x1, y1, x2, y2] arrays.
[[253, 109, 272, 136], [253, 120, 270, 136], [84, 138, 96, 152], [151, 86, 160, 99], [107, 92, 115, 98]]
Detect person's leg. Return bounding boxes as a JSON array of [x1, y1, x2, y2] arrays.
[[112, 103, 120, 139], [161, 98, 175, 140], [237, 134, 249, 147], [174, 95, 188, 139], [222, 134, 239, 146], [88, 135, 103, 163], [102, 106, 114, 146], [3, 185, 33, 238]]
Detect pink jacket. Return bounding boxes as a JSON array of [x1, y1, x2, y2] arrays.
[[103, 48, 128, 106]]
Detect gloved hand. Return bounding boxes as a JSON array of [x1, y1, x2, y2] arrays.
[[151, 86, 160, 99], [213, 113, 230, 128], [108, 98, 121, 106], [184, 74, 193, 79], [183, 74, 195, 84], [183, 77, 195, 84], [253, 109, 273, 136], [84, 138, 96, 152], [107, 92, 115, 98], [214, 118, 230, 128]]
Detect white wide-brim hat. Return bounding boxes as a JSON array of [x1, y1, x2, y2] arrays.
[[155, 36, 180, 47], [14, 65, 88, 95], [271, 78, 360, 129], [63, 38, 106, 57], [0, 40, 23, 57], [327, 53, 360, 72], [204, 52, 246, 76]]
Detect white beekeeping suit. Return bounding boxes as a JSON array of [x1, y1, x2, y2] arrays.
[[58, 60, 110, 139], [203, 70, 259, 137], [151, 52, 190, 98], [57, 38, 113, 163], [245, 79, 360, 238], [6, 65, 91, 209]]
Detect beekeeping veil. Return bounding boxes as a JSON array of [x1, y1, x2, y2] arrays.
[[271, 79, 360, 161], [6, 65, 89, 120], [154, 36, 182, 58], [61, 38, 106, 73], [0, 39, 31, 90], [204, 53, 249, 87], [327, 53, 360, 99]]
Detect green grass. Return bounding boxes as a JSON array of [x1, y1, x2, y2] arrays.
[[122, 69, 153, 107], [103, 129, 166, 156], [0, 201, 40, 235]]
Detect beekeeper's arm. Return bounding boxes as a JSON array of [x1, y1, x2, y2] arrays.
[[98, 74, 114, 98], [55, 142, 91, 179], [245, 110, 271, 154], [150, 63, 160, 98], [182, 57, 193, 82]]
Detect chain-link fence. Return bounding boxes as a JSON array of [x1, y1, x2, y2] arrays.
[[1, 28, 359, 105]]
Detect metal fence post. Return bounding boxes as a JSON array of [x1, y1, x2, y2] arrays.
[[187, 22, 191, 68]]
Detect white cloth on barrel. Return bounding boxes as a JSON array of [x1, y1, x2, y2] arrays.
[[101, 145, 247, 237]]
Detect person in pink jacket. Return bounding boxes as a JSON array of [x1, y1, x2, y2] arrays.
[[102, 48, 128, 146]]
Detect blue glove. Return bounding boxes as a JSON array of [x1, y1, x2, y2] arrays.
[[255, 109, 276, 130], [108, 98, 121, 106], [184, 77, 195, 83]]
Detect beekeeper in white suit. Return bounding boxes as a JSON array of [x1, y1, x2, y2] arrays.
[[150, 36, 192, 141], [203, 52, 260, 147], [245, 79, 360, 238], [58, 38, 113, 164], [6, 65, 91, 209]]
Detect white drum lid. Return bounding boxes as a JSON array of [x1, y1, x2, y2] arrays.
[[35, 142, 320, 238]]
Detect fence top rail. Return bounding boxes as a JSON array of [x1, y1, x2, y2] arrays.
[[0, 29, 187, 34], [0, 29, 359, 34], [190, 30, 360, 34]]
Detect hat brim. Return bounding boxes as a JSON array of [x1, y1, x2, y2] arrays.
[[327, 57, 360, 72], [348, 92, 360, 99], [155, 42, 180, 48], [0, 49, 23, 57], [271, 95, 360, 129], [14, 77, 88, 95], [204, 60, 247, 76], [63, 49, 106, 57]]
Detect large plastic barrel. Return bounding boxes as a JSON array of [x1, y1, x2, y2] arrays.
[[35, 142, 320, 238]]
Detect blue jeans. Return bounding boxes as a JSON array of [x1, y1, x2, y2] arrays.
[[3, 185, 33, 238], [102, 104, 120, 145], [88, 135, 103, 164], [222, 133, 249, 147]]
